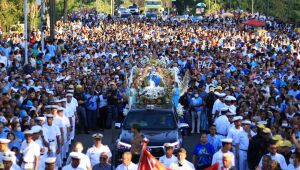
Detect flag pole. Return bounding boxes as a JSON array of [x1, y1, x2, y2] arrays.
[[137, 138, 149, 169]]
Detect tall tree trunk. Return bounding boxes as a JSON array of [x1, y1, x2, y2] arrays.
[[63, 0, 68, 21]]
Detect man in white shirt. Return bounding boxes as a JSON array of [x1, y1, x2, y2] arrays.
[[31, 125, 48, 170], [259, 141, 287, 170], [67, 142, 92, 170], [0, 138, 17, 164], [159, 143, 178, 168], [212, 92, 227, 120], [236, 120, 251, 170], [211, 138, 235, 169], [214, 108, 231, 138], [62, 152, 86, 170], [2, 155, 21, 170], [116, 152, 138, 170], [170, 148, 195, 170], [20, 130, 40, 170], [86, 133, 112, 167], [227, 116, 243, 169]]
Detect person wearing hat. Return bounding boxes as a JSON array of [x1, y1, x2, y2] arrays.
[[20, 130, 40, 170], [62, 152, 85, 170], [2, 155, 21, 170], [159, 143, 178, 168], [225, 96, 237, 115], [57, 107, 71, 160], [0, 138, 17, 164], [67, 142, 92, 170], [211, 138, 235, 168], [31, 125, 48, 170], [115, 152, 137, 170], [235, 120, 251, 170], [45, 157, 56, 170], [86, 133, 111, 167], [212, 92, 227, 120], [170, 148, 195, 170], [73, 84, 89, 134], [214, 107, 231, 138], [258, 140, 287, 170], [247, 123, 269, 170], [42, 114, 62, 168], [279, 140, 293, 165], [227, 116, 243, 169], [66, 93, 77, 143]]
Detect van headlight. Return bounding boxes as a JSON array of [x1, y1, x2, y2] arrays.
[[116, 140, 131, 150]]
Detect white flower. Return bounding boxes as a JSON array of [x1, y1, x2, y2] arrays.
[[176, 104, 185, 117]]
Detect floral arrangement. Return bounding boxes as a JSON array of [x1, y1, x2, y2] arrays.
[[176, 104, 185, 118], [139, 85, 166, 100]]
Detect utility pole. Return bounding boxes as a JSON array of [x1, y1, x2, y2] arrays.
[[252, 0, 254, 14], [49, 0, 55, 41], [40, 0, 45, 52], [24, 0, 28, 64], [111, 0, 114, 15]]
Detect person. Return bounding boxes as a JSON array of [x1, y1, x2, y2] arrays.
[[207, 125, 222, 151], [279, 140, 293, 165], [170, 148, 195, 170], [235, 120, 251, 170], [212, 92, 226, 120], [62, 152, 86, 170], [2, 155, 21, 170], [31, 125, 48, 170], [0, 138, 17, 163], [86, 133, 111, 167], [115, 152, 137, 170], [220, 153, 236, 170], [256, 155, 271, 170], [211, 138, 235, 169], [42, 114, 61, 168], [92, 152, 114, 170], [192, 133, 215, 169], [67, 142, 92, 170], [20, 130, 40, 170], [190, 92, 204, 133], [214, 108, 232, 138], [248, 123, 268, 170], [227, 116, 243, 169], [45, 157, 56, 170], [159, 143, 178, 168], [287, 151, 300, 170], [259, 140, 287, 170], [57, 106, 71, 160], [130, 124, 142, 164]]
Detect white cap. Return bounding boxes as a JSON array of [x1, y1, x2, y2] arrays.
[[25, 75, 31, 79], [242, 120, 251, 125], [58, 107, 64, 111], [225, 95, 236, 101], [36, 116, 45, 121], [31, 125, 42, 133], [70, 152, 81, 159], [66, 93, 73, 97], [67, 90, 74, 93], [221, 107, 229, 112], [0, 138, 10, 144], [2, 156, 12, 162], [45, 157, 56, 164], [221, 138, 233, 143], [46, 114, 54, 118], [257, 121, 268, 125], [232, 116, 243, 122], [164, 143, 174, 148], [24, 130, 33, 135]]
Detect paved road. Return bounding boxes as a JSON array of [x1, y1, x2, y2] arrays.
[[73, 129, 201, 163]]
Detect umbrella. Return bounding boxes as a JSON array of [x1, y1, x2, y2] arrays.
[[221, 13, 234, 18], [243, 19, 266, 27], [196, 2, 206, 7]]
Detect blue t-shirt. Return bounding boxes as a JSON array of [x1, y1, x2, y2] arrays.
[[191, 97, 203, 112], [192, 143, 215, 166]]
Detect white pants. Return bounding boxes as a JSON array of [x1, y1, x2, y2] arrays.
[[239, 149, 249, 170], [191, 111, 201, 133]]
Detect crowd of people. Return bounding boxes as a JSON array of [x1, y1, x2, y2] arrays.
[[0, 6, 299, 170]]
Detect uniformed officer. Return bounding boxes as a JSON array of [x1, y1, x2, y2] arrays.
[[62, 152, 85, 170], [20, 130, 40, 170], [212, 92, 227, 120], [214, 107, 231, 138], [32, 125, 48, 170], [0, 138, 17, 164], [227, 116, 243, 169], [236, 120, 251, 170], [159, 143, 178, 168], [42, 114, 62, 168], [211, 138, 235, 169], [2, 155, 21, 170], [57, 107, 71, 160], [86, 133, 112, 167], [45, 157, 56, 170], [66, 93, 77, 143], [67, 142, 92, 170]]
